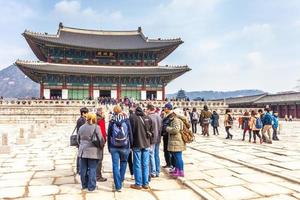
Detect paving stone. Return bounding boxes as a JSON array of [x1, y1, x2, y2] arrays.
[[28, 185, 60, 197], [154, 189, 201, 200], [235, 173, 282, 183], [0, 187, 25, 199], [55, 194, 83, 200], [150, 179, 182, 191], [276, 182, 300, 193], [29, 178, 54, 186], [214, 185, 259, 200], [193, 180, 216, 189], [54, 176, 75, 185], [203, 168, 235, 177], [206, 176, 246, 186], [246, 182, 294, 196], [255, 194, 298, 200], [292, 193, 300, 199], [17, 196, 54, 200], [85, 190, 115, 200], [59, 184, 83, 194]]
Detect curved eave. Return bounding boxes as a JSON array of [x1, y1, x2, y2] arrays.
[[15, 60, 190, 84], [23, 31, 183, 52]]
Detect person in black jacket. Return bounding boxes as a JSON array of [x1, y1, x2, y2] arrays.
[[211, 111, 219, 135], [129, 106, 153, 190], [75, 107, 88, 174]]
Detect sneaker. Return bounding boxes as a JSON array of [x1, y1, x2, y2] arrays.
[[130, 184, 142, 190], [155, 174, 160, 178], [142, 185, 150, 189], [97, 177, 107, 182], [150, 174, 156, 178]]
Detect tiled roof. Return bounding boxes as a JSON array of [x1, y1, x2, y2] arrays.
[[255, 92, 300, 104], [23, 24, 183, 50], [225, 94, 267, 104], [15, 60, 191, 83]]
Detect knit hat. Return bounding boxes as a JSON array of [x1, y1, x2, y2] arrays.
[[164, 102, 173, 110]]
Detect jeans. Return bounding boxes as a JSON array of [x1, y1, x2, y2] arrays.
[[150, 143, 160, 176], [133, 147, 150, 186], [80, 158, 99, 191], [191, 121, 197, 133], [172, 152, 184, 171], [110, 148, 130, 190]]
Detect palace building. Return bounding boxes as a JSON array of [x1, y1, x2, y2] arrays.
[[16, 23, 190, 100]]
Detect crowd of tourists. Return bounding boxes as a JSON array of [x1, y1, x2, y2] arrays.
[[236, 107, 280, 144], [73, 103, 284, 192], [74, 102, 190, 192]]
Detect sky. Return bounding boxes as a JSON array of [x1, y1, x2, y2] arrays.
[[0, 0, 300, 93]]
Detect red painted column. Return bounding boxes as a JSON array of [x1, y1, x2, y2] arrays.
[[89, 82, 93, 99], [162, 85, 165, 101], [117, 84, 121, 100], [40, 82, 44, 99]]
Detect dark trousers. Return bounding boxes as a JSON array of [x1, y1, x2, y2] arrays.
[[76, 156, 80, 174], [191, 122, 197, 133], [96, 150, 104, 179], [253, 130, 262, 142], [243, 129, 252, 142], [272, 127, 279, 140], [225, 127, 232, 138], [213, 127, 219, 135], [163, 135, 175, 167], [128, 150, 134, 175]]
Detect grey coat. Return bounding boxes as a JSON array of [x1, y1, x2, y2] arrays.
[[77, 123, 103, 160], [148, 112, 162, 144]]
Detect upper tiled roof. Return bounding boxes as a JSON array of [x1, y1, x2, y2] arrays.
[[23, 23, 183, 50]]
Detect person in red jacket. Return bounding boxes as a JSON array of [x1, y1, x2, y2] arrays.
[[96, 107, 107, 182]]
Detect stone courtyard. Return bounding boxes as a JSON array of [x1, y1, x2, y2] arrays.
[[0, 114, 300, 199]]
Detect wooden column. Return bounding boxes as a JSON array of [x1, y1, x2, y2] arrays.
[[117, 77, 121, 100], [40, 82, 44, 99], [89, 77, 93, 99], [294, 103, 297, 118], [162, 85, 166, 101]]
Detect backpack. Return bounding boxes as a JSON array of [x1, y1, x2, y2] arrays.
[[228, 114, 233, 126], [255, 117, 263, 129], [192, 112, 199, 121], [178, 117, 194, 143], [111, 120, 129, 147]]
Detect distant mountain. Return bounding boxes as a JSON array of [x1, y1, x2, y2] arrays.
[[167, 90, 265, 100], [0, 65, 39, 98]]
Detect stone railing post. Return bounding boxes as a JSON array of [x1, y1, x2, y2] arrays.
[[0, 133, 11, 154], [28, 125, 36, 139], [16, 128, 26, 145]]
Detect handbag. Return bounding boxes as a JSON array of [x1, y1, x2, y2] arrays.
[[92, 125, 105, 149], [70, 126, 78, 146]]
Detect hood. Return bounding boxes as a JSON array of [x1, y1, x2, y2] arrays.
[[135, 107, 145, 116], [111, 112, 128, 123]]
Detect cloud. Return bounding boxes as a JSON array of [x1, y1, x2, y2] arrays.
[[225, 23, 275, 47], [246, 51, 263, 67], [53, 0, 123, 25], [0, 45, 32, 67]]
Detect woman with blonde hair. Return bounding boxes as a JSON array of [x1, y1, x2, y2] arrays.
[[77, 113, 104, 191]]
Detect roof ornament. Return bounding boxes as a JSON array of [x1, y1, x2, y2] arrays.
[[138, 26, 142, 32], [59, 22, 63, 29]]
